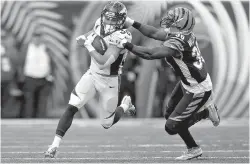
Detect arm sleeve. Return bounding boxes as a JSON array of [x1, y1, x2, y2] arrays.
[[93, 18, 101, 32]]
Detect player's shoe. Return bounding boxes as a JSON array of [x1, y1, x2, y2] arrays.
[[44, 145, 58, 158], [175, 146, 202, 160], [207, 104, 220, 126], [121, 95, 136, 116]]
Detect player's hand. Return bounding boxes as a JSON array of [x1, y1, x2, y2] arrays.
[[76, 35, 87, 46], [124, 16, 135, 28], [84, 32, 97, 52], [84, 32, 96, 46], [117, 38, 128, 49], [86, 32, 97, 43]]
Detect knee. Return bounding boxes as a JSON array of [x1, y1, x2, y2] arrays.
[[68, 104, 78, 111], [65, 105, 78, 116], [101, 117, 113, 129], [165, 120, 178, 135]]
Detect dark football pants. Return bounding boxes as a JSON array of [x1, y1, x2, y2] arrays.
[[165, 81, 211, 134]]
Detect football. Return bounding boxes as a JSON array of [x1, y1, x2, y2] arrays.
[[91, 35, 108, 55]]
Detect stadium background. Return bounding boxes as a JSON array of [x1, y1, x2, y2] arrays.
[[1, 0, 249, 119]]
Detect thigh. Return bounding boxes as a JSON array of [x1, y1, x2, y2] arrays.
[[23, 77, 37, 93], [167, 90, 212, 129], [100, 85, 119, 117], [99, 86, 119, 128], [182, 90, 212, 118], [69, 71, 96, 109], [98, 77, 119, 117], [165, 82, 183, 115]]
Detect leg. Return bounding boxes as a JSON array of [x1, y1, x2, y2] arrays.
[[1, 82, 9, 109], [165, 89, 212, 160], [21, 77, 37, 118], [179, 91, 213, 129], [36, 79, 51, 118], [45, 71, 96, 158], [99, 77, 134, 129], [165, 90, 201, 160], [56, 71, 96, 138], [164, 82, 183, 120]]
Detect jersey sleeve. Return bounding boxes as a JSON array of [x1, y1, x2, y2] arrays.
[[163, 38, 184, 58], [93, 18, 101, 33]]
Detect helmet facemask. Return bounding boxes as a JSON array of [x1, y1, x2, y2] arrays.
[[101, 12, 125, 35]]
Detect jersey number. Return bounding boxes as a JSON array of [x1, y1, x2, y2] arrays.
[[120, 30, 131, 36], [192, 45, 204, 70]]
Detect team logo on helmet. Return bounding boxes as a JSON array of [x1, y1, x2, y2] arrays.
[[160, 7, 195, 34], [101, 1, 127, 36]]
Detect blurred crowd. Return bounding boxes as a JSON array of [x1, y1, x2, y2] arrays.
[[1, 30, 178, 119]]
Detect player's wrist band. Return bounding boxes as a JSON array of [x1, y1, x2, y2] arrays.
[[132, 21, 141, 29], [124, 42, 134, 51], [85, 45, 95, 52]]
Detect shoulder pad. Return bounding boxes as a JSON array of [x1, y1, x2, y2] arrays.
[[112, 29, 132, 43], [163, 39, 184, 52], [163, 39, 183, 58], [93, 18, 101, 31]]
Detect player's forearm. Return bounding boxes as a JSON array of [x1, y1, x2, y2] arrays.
[[124, 42, 154, 60], [132, 21, 167, 41], [99, 55, 116, 70], [88, 51, 107, 65], [124, 42, 173, 59]]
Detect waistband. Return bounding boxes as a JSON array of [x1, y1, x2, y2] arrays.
[[95, 72, 119, 77]]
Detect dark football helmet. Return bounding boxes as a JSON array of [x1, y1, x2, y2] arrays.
[[160, 7, 195, 34], [101, 1, 127, 36]]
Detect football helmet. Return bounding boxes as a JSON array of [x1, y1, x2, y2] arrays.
[[101, 1, 127, 36], [160, 7, 195, 34]]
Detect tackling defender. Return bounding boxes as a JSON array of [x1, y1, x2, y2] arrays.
[[45, 1, 135, 158], [121, 7, 220, 160]]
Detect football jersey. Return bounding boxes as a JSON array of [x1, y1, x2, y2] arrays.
[[90, 18, 132, 76], [164, 32, 212, 93]]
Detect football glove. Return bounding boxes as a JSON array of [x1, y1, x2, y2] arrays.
[[84, 33, 97, 52], [76, 35, 87, 46], [117, 38, 128, 49], [124, 16, 135, 28]]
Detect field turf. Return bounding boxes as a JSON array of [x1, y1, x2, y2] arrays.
[[1, 118, 249, 163]]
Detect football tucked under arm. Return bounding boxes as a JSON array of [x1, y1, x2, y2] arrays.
[[91, 35, 108, 55], [98, 30, 132, 69], [84, 33, 122, 66]]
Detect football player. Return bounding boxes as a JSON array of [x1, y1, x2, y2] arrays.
[[120, 7, 220, 160], [45, 1, 135, 158]]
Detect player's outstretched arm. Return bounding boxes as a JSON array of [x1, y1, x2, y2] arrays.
[[126, 17, 168, 41], [123, 42, 178, 60]]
